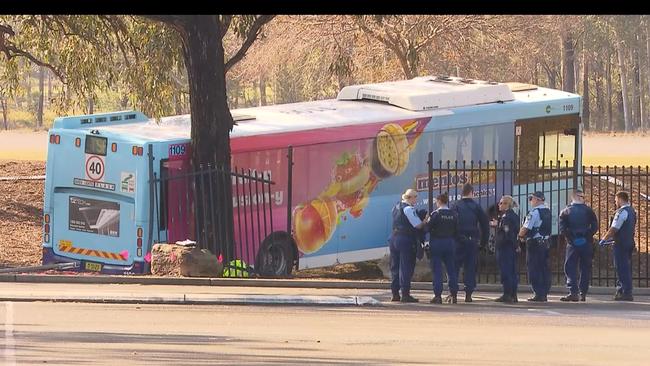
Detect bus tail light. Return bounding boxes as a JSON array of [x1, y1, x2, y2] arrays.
[[44, 234, 49, 243], [111, 143, 117, 152], [137, 238, 142, 248], [137, 227, 143, 237], [75, 138, 81, 147], [44, 214, 50, 223], [132, 146, 138, 155], [50, 134, 61, 144], [137, 147, 143, 156], [44, 223, 50, 233]]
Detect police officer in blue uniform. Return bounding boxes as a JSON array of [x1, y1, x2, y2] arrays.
[[518, 191, 552, 302], [492, 195, 521, 303], [559, 189, 598, 302], [390, 188, 429, 303], [427, 192, 459, 304], [599, 191, 636, 301], [452, 183, 489, 302]]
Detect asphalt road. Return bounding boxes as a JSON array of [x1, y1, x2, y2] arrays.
[[2, 294, 650, 365]]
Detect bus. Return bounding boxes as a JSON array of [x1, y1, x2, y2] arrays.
[[42, 75, 581, 274]]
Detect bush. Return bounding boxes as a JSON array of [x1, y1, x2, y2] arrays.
[[7, 109, 35, 129]]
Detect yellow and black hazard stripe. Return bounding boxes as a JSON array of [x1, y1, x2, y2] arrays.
[[58, 241, 126, 261]]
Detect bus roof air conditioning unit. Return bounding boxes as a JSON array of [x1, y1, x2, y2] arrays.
[[337, 76, 515, 111]]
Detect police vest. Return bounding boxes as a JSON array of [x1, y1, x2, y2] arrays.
[[564, 203, 595, 242], [527, 207, 551, 238], [614, 206, 636, 247], [496, 209, 519, 245], [392, 201, 416, 237], [454, 198, 482, 236], [429, 208, 457, 239]]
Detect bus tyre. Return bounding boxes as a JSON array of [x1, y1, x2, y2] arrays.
[[255, 232, 297, 278]]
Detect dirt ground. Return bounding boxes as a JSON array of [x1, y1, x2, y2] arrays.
[[0, 160, 45, 268]]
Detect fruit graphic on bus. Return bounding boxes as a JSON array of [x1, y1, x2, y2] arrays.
[[292, 198, 338, 254], [333, 152, 371, 209], [371, 123, 410, 178]]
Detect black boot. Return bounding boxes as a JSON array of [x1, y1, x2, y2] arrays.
[[391, 292, 401, 302], [579, 293, 586, 302], [430, 295, 442, 304], [511, 292, 519, 303], [465, 292, 473, 303], [560, 293, 580, 302], [614, 293, 634, 301], [400, 294, 419, 303]]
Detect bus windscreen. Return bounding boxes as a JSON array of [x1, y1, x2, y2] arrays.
[[85, 135, 107, 156]]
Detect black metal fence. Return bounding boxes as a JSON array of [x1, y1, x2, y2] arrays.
[[427, 156, 650, 288], [151, 162, 282, 276]]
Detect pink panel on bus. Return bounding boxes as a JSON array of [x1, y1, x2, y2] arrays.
[[165, 158, 195, 243]]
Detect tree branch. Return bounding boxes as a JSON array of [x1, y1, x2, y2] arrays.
[[224, 15, 275, 73]]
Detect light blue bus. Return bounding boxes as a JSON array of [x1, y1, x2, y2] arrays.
[[42, 76, 581, 274]]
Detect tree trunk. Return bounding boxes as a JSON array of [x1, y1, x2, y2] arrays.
[[87, 97, 94, 115], [606, 48, 613, 132], [616, 42, 632, 133], [259, 75, 267, 106], [37, 66, 45, 129], [26, 67, 32, 108], [47, 69, 52, 104], [1, 97, 8, 130], [562, 33, 576, 93], [582, 52, 590, 131], [646, 18, 650, 131], [176, 15, 234, 252], [633, 43, 642, 132], [595, 55, 604, 131]]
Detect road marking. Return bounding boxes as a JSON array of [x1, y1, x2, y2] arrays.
[[3, 301, 16, 365]]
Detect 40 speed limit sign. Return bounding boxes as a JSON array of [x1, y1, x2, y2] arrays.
[[85, 155, 105, 181]]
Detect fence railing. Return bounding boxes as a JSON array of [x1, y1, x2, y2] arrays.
[[427, 158, 649, 288], [152, 162, 276, 276]]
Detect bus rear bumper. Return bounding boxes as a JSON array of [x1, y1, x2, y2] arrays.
[[42, 247, 148, 275]]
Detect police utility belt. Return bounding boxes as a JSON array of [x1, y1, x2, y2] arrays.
[[526, 236, 551, 249]]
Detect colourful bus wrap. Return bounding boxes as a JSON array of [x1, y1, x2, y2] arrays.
[[42, 77, 582, 274]]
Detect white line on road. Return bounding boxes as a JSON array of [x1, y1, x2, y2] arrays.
[[3, 301, 16, 366]]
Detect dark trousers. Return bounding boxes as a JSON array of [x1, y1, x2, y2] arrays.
[[496, 243, 518, 297], [455, 236, 478, 294], [430, 237, 458, 297], [564, 242, 592, 295], [526, 241, 551, 298], [613, 243, 634, 295], [390, 233, 416, 296]]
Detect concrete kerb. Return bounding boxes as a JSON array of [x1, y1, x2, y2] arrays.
[[1, 274, 649, 296], [0, 294, 381, 307]]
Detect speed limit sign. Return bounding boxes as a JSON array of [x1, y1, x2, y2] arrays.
[[85, 155, 105, 181]]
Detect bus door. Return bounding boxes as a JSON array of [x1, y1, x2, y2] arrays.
[[514, 114, 580, 230], [160, 158, 195, 243]]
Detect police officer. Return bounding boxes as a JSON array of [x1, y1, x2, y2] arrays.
[[427, 192, 459, 304], [452, 183, 489, 302], [492, 195, 520, 303], [599, 191, 636, 301], [518, 191, 552, 302], [559, 189, 598, 302], [390, 188, 429, 303]]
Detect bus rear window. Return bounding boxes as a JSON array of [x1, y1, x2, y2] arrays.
[[85, 135, 107, 156]]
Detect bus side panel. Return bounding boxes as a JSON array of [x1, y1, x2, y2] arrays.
[[231, 148, 289, 265]]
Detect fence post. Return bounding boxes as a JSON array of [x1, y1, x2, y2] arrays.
[[147, 144, 155, 254], [428, 152, 433, 214], [286, 145, 294, 234]]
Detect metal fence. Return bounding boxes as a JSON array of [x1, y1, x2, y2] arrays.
[[152, 163, 278, 276], [426, 156, 650, 288]]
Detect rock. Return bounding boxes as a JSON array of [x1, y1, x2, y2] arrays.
[[151, 243, 223, 277], [376, 254, 432, 283]]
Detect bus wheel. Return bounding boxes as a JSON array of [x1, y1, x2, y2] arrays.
[[255, 232, 297, 278]]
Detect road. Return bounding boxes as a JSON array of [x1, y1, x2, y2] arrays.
[[2, 292, 650, 365]]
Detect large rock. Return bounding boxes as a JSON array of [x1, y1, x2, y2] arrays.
[[377, 254, 432, 282], [151, 243, 223, 277]]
